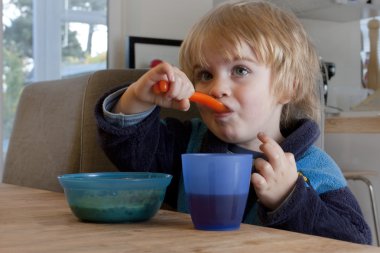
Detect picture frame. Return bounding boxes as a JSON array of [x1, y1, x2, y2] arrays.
[[126, 36, 183, 69]]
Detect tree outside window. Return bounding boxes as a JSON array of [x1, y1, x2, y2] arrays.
[[2, 0, 108, 153]]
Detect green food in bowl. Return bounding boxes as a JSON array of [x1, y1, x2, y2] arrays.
[[58, 172, 172, 223]]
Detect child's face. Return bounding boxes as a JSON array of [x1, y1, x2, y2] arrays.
[[193, 42, 285, 151]]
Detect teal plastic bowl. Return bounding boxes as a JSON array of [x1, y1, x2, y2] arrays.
[[58, 172, 172, 223]]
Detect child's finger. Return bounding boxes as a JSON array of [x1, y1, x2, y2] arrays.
[[153, 62, 176, 83], [254, 158, 275, 181], [171, 99, 191, 111], [258, 132, 282, 153], [165, 70, 194, 100], [284, 153, 296, 167], [251, 172, 267, 191], [258, 132, 286, 171]]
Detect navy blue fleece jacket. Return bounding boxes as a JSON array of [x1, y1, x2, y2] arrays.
[[95, 87, 372, 245]]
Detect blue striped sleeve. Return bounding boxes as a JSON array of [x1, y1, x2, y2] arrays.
[[102, 87, 156, 128]]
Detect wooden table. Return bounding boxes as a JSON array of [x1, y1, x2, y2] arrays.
[[1, 183, 379, 253]]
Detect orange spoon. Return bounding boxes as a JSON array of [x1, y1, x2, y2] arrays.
[[153, 80, 229, 113]]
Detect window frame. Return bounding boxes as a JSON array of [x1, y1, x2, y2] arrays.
[[32, 0, 107, 82]]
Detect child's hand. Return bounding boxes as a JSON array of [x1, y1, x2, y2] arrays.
[[113, 62, 194, 114], [251, 132, 298, 211]]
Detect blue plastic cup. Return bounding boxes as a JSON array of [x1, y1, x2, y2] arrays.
[[181, 153, 253, 231]]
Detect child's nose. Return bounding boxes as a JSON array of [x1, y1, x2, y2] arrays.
[[209, 79, 231, 98]]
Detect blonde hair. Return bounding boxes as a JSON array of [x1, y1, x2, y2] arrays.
[[179, 0, 321, 128]]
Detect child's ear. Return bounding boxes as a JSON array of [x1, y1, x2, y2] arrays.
[[278, 95, 291, 105], [278, 78, 297, 104]]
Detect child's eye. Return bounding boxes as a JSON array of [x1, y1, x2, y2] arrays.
[[233, 66, 250, 77], [196, 70, 213, 82]]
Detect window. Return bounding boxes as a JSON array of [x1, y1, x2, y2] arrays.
[[33, 0, 108, 80], [3, 0, 108, 154]]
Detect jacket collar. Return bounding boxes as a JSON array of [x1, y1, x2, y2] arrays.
[[200, 118, 320, 161]]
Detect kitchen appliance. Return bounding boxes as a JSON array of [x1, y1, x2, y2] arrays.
[[321, 60, 336, 104]]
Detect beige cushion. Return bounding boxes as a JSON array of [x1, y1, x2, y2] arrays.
[[79, 69, 147, 172], [3, 74, 90, 191]]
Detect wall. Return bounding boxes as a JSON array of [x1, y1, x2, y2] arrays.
[[108, 0, 213, 69], [302, 19, 368, 111]]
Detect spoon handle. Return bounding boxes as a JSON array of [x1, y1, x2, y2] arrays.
[[153, 81, 229, 113]]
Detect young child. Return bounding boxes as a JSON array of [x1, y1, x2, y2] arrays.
[[95, 0, 372, 244]]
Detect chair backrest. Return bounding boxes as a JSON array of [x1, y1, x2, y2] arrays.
[[79, 69, 200, 173], [3, 74, 91, 191], [79, 69, 147, 172]]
